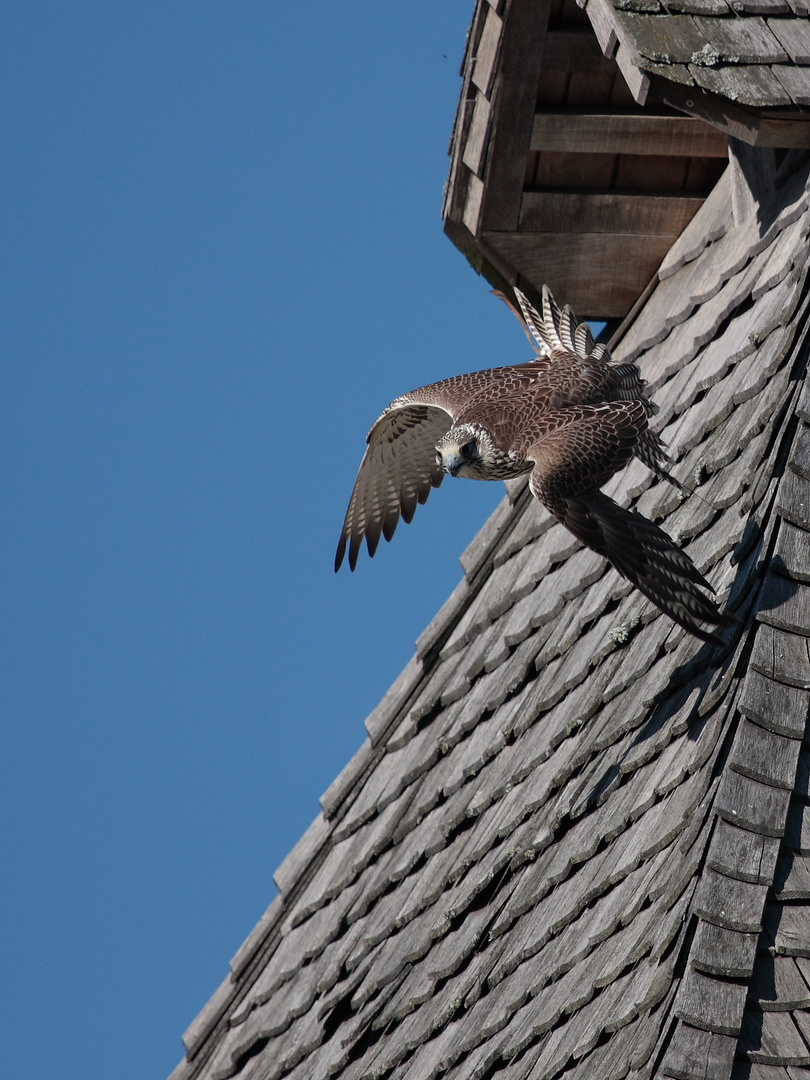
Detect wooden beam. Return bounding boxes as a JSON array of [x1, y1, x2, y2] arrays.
[[519, 191, 704, 236], [482, 229, 671, 318], [479, 0, 551, 232], [530, 112, 729, 157], [653, 79, 810, 148]]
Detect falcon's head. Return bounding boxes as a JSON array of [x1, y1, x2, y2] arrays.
[[435, 424, 508, 480]]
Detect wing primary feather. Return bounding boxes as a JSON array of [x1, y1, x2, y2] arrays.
[[334, 533, 347, 573], [562, 491, 735, 644], [335, 401, 453, 571]]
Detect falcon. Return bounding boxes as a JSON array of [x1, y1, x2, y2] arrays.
[[335, 286, 732, 644]]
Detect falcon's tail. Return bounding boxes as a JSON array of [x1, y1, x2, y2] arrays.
[[562, 491, 737, 645], [512, 285, 611, 363]]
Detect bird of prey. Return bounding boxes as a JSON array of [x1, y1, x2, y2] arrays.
[[335, 286, 732, 643]]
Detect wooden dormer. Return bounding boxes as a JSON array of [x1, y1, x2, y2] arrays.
[[443, 0, 810, 319]]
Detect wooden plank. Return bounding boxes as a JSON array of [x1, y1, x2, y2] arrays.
[[609, 60, 641, 108], [772, 904, 810, 959], [757, 571, 810, 637], [614, 9, 708, 64], [773, 63, 810, 108], [774, 522, 810, 586], [729, 717, 803, 789], [789, 422, 810, 480], [532, 149, 617, 188], [776, 468, 810, 531], [363, 655, 427, 746], [471, 5, 503, 97], [716, 770, 792, 836], [616, 151, 690, 191], [585, 0, 619, 58], [483, 229, 668, 317], [663, 0, 730, 12], [691, 920, 758, 977], [747, 1008, 810, 1064], [776, 852, 810, 901], [675, 966, 747, 1035], [784, 799, 810, 853], [463, 172, 485, 234], [768, 16, 810, 63], [229, 896, 285, 981], [655, 79, 810, 147], [273, 813, 333, 895], [529, 112, 728, 156], [693, 866, 769, 932], [536, 70, 574, 108], [691, 63, 792, 109], [692, 15, 789, 63], [458, 489, 516, 580], [541, 29, 615, 73], [797, 954, 810, 986], [658, 165, 731, 280], [519, 191, 703, 235], [462, 92, 493, 178], [739, 669, 809, 739], [708, 817, 780, 884], [750, 624, 810, 689], [659, 1021, 736, 1080], [641, 59, 698, 88], [735, 0, 789, 10], [755, 954, 810, 1009], [479, 0, 549, 232], [614, 41, 650, 105], [181, 971, 236, 1056], [780, 850, 810, 911], [567, 66, 620, 108]]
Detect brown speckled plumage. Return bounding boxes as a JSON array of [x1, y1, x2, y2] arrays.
[[336, 286, 732, 643]]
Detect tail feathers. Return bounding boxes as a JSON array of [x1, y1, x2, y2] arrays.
[[636, 428, 672, 472], [512, 285, 602, 361], [511, 286, 557, 356], [574, 322, 595, 357], [491, 289, 548, 356], [565, 491, 736, 644], [557, 304, 578, 353]]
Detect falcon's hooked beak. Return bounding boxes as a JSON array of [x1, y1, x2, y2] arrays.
[[437, 451, 464, 478]]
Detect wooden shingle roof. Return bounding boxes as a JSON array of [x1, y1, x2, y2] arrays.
[[443, 0, 810, 319], [170, 151, 810, 1080]]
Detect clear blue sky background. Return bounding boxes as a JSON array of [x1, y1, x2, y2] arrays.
[[0, 5, 532, 1078]]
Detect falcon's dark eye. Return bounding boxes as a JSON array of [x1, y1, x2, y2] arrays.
[[460, 440, 476, 460]]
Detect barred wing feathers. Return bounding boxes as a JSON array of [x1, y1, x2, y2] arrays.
[[335, 398, 454, 572], [527, 401, 731, 644]]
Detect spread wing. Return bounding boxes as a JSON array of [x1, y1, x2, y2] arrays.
[[527, 400, 732, 643], [335, 400, 453, 571]]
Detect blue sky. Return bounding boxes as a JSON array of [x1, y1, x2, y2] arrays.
[[0, 5, 530, 1077]]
